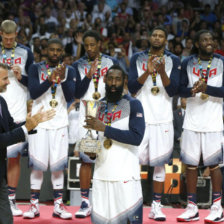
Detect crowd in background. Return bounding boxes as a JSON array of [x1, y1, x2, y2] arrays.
[[0, 0, 224, 74]]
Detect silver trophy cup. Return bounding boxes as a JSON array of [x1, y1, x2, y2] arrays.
[[77, 100, 102, 156]]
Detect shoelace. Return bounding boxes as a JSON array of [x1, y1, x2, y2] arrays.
[[57, 203, 69, 214], [29, 203, 38, 213], [210, 205, 220, 214]]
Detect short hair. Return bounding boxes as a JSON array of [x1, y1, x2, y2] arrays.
[[191, 29, 214, 54], [106, 64, 126, 80], [47, 38, 63, 47], [0, 20, 17, 34], [0, 63, 10, 70], [150, 26, 168, 38], [83, 30, 102, 42], [194, 29, 213, 44]]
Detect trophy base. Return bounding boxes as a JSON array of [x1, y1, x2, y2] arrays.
[[79, 138, 101, 155]]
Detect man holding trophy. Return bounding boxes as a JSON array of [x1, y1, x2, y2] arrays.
[[84, 65, 145, 224], [177, 30, 224, 223], [23, 39, 76, 219], [128, 26, 181, 221], [72, 30, 118, 218]]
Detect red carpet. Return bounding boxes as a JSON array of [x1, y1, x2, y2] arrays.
[[14, 205, 213, 223]]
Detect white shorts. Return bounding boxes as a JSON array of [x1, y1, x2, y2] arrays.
[[138, 123, 174, 166], [28, 127, 68, 171], [92, 179, 143, 224], [7, 142, 28, 158], [181, 129, 223, 166]]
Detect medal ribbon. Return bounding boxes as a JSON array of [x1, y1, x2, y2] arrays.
[[88, 54, 102, 94], [105, 103, 118, 126], [197, 56, 213, 84], [1, 42, 16, 66]]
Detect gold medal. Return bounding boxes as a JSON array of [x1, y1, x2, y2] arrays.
[[92, 92, 101, 100], [200, 93, 209, 100], [103, 138, 112, 149], [49, 99, 58, 108], [151, 86, 160, 95]]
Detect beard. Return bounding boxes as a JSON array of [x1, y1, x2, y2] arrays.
[[151, 45, 164, 51], [0, 86, 7, 92], [48, 56, 60, 65], [199, 48, 213, 58], [105, 84, 124, 103]]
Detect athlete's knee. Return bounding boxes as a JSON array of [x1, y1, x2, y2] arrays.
[[51, 170, 64, 189], [8, 155, 20, 163], [81, 162, 92, 168], [153, 166, 166, 182], [209, 164, 220, 172], [187, 165, 198, 170], [30, 170, 44, 190]]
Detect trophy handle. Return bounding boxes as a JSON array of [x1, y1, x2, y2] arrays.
[[86, 129, 93, 139]]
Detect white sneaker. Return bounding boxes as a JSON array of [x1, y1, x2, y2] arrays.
[[204, 204, 224, 223], [177, 203, 199, 222], [75, 201, 91, 218], [9, 199, 23, 216], [53, 202, 72, 219], [23, 200, 40, 219], [148, 200, 166, 221]]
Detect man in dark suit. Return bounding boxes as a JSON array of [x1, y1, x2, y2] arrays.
[[173, 98, 186, 158], [0, 63, 55, 224]]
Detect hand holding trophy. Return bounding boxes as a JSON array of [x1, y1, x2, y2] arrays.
[[75, 100, 103, 159]]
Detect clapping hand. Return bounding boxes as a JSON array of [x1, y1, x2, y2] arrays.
[[87, 59, 98, 79], [25, 106, 56, 131], [55, 63, 66, 81], [147, 55, 165, 75], [191, 80, 207, 96], [12, 65, 22, 80]]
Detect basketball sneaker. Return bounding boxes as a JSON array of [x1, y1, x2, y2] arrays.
[[9, 199, 23, 216], [148, 200, 166, 221], [204, 204, 224, 223], [23, 200, 40, 219], [53, 201, 72, 219], [177, 203, 199, 222], [75, 200, 91, 218]]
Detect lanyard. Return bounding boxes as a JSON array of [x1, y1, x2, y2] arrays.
[[1, 42, 16, 66], [88, 54, 102, 93], [148, 51, 163, 86], [197, 56, 213, 83], [105, 103, 118, 126]]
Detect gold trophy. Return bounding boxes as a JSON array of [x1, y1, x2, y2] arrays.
[[76, 100, 102, 157]]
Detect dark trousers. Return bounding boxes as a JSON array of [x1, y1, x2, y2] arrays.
[[0, 179, 13, 224]]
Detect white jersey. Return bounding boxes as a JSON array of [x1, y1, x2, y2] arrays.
[[181, 54, 224, 132], [93, 95, 145, 181], [128, 50, 181, 125], [72, 54, 118, 139], [0, 43, 34, 121], [28, 62, 76, 129]]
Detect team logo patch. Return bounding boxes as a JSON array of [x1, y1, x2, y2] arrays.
[[136, 112, 143, 117]]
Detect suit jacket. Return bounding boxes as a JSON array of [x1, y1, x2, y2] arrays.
[[0, 96, 25, 183]]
